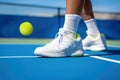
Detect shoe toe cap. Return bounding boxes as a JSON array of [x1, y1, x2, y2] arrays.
[[34, 47, 42, 55]]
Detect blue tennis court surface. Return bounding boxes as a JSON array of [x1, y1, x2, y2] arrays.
[[0, 44, 120, 80]]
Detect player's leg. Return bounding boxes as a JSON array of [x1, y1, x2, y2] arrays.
[[81, 0, 100, 37], [34, 0, 84, 57], [64, 0, 84, 35], [81, 0, 107, 51]]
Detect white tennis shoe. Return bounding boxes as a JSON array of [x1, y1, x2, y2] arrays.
[[34, 28, 84, 57], [82, 33, 107, 51]]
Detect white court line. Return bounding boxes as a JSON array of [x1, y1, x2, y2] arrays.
[[90, 56, 120, 64], [85, 54, 120, 64], [0, 56, 40, 58], [0, 46, 120, 64], [84, 46, 120, 64], [0, 54, 120, 64], [0, 55, 120, 64]]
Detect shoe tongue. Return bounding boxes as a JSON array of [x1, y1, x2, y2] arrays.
[[58, 28, 80, 39], [61, 28, 75, 36]]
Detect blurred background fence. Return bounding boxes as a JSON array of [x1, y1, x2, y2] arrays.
[[0, 0, 120, 39]]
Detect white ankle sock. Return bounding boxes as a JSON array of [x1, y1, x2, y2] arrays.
[[63, 14, 81, 35], [84, 19, 100, 37]]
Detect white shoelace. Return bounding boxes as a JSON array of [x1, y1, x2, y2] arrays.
[[47, 28, 65, 46], [48, 28, 75, 47]]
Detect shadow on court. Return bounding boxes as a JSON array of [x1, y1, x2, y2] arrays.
[[84, 47, 120, 57]]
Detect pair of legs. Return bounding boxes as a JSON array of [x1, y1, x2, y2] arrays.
[[66, 0, 100, 37], [34, 0, 106, 57]]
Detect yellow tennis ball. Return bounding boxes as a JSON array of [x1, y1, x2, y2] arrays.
[[19, 22, 33, 36]]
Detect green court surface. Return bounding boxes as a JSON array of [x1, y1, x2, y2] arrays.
[[0, 38, 120, 46]]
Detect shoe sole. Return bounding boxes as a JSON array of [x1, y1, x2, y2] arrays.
[[35, 48, 84, 57], [83, 46, 107, 51]]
